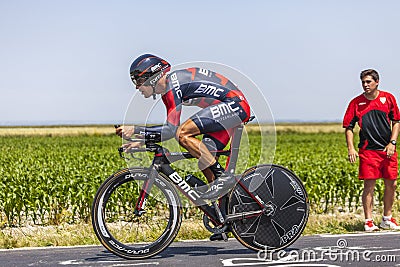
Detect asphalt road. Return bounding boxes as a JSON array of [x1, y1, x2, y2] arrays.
[[0, 232, 400, 267]]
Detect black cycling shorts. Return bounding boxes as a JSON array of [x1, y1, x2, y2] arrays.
[[191, 100, 250, 150]]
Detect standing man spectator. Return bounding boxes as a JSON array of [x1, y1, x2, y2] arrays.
[[343, 69, 400, 231]]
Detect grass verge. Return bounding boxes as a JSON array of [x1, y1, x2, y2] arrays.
[[0, 213, 389, 249]]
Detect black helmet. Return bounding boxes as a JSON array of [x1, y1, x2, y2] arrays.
[[129, 54, 171, 87]]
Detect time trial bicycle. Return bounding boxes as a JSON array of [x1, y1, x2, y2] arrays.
[[91, 120, 309, 259]]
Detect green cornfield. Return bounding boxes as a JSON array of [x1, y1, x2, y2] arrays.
[[0, 128, 394, 227]]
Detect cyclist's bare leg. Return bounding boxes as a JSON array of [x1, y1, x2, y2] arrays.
[[202, 164, 216, 183], [176, 119, 217, 182], [177, 118, 234, 200]]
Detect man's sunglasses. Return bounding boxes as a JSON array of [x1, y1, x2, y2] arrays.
[[131, 73, 151, 86]]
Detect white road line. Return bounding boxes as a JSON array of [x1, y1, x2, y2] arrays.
[[0, 239, 212, 252], [0, 244, 100, 252], [59, 259, 159, 266], [221, 257, 340, 267], [318, 231, 400, 237]]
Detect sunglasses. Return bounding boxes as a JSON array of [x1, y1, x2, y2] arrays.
[[131, 73, 152, 87]]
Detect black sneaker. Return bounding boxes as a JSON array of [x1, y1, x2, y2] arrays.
[[209, 161, 225, 178]]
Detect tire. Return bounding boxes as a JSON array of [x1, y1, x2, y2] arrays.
[[228, 164, 309, 252], [91, 168, 182, 259]]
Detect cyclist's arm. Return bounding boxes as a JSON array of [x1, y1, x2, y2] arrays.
[[133, 123, 177, 141], [134, 91, 182, 141]]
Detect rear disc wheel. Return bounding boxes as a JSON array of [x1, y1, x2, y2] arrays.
[[228, 164, 309, 252]]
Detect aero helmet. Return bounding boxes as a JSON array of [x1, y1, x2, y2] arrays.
[[129, 54, 171, 88]]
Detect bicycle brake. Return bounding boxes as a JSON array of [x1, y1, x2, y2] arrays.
[[118, 147, 143, 161], [129, 153, 142, 161]]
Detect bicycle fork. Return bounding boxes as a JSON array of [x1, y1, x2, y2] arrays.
[[132, 167, 158, 216]]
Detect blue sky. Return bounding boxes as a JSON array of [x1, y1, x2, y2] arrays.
[[1, 0, 400, 125]]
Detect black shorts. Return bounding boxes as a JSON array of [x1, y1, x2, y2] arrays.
[[191, 100, 250, 150]]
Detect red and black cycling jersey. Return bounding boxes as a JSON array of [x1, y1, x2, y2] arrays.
[[139, 68, 250, 141], [343, 90, 400, 150]]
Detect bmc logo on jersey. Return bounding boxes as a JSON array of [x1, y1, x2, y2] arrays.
[[170, 73, 182, 98], [194, 84, 224, 97], [210, 101, 239, 119]]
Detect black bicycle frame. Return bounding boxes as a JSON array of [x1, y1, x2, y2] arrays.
[[132, 122, 267, 227]]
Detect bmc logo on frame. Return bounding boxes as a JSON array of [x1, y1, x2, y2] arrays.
[[169, 172, 200, 200]]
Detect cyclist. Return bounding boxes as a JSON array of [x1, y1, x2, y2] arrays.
[[116, 54, 251, 201]]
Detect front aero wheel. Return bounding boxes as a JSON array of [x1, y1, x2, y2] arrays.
[[91, 168, 182, 259]]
